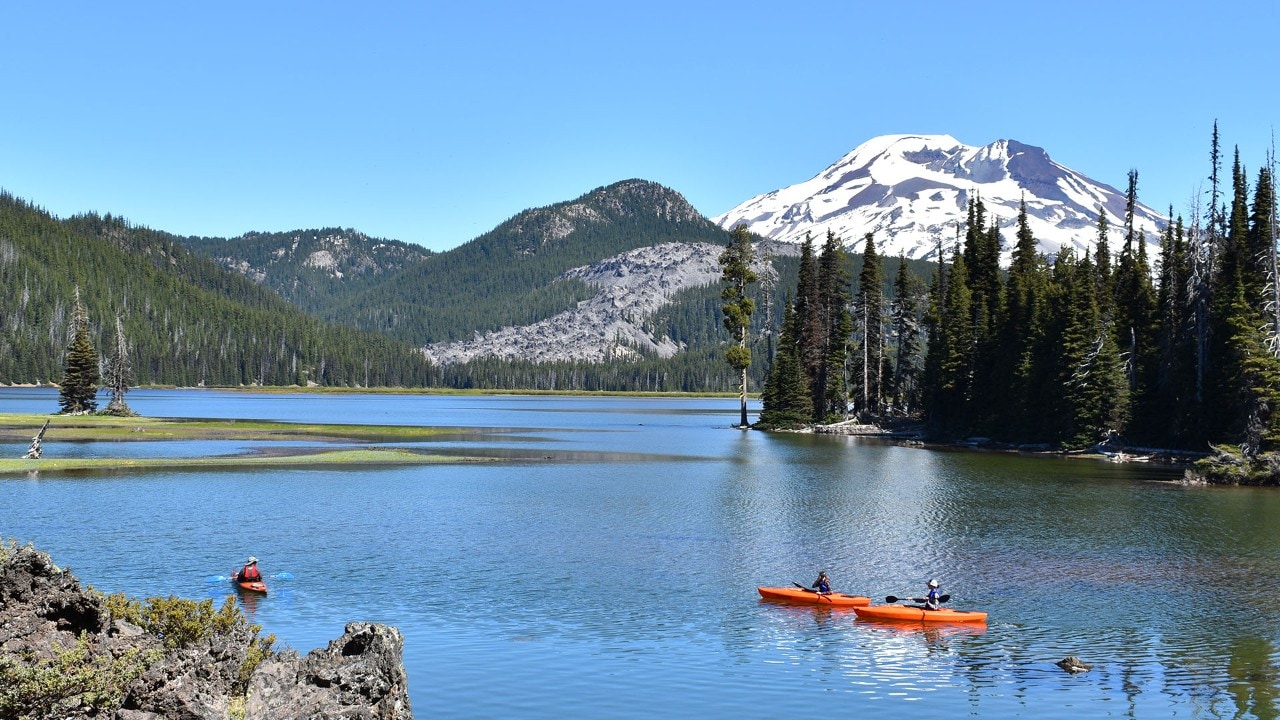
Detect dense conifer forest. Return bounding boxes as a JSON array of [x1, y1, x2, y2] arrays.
[[758, 125, 1280, 481], [0, 193, 432, 387]]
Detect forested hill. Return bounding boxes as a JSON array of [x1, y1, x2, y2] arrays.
[[0, 192, 432, 387], [317, 180, 735, 345], [182, 228, 433, 314]]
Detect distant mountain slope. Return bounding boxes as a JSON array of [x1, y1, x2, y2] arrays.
[[423, 240, 795, 365], [325, 179, 734, 345], [182, 229, 432, 313], [714, 134, 1167, 262], [0, 193, 432, 387]]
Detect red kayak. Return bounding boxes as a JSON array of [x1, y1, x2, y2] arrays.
[[758, 586, 871, 607], [853, 604, 986, 624], [231, 571, 268, 594]]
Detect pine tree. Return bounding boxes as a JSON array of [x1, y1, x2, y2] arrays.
[[1151, 214, 1195, 445], [993, 197, 1047, 434], [851, 233, 885, 420], [1059, 254, 1128, 448], [813, 230, 852, 421], [719, 224, 757, 428], [888, 253, 923, 416], [758, 304, 814, 429], [58, 287, 100, 414], [1093, 208, 1113, 316], [925, 237, 975, 437], [1112, 170, 1157, 440], [790, 233, 825, 417]]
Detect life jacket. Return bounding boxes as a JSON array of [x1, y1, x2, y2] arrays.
[[240, 564, 261, 582]]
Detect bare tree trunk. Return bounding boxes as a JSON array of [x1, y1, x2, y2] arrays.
[[22, 420, 49, 459]]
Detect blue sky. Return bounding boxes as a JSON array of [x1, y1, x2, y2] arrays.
[[3, 1, 1277, 252]]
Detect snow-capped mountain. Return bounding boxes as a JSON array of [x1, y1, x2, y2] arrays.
[[714, 134, 1167, 262]]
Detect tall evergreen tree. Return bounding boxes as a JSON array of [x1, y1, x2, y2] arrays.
[[1059, 254, 1128, 447], [928, 239, 974, 437], [719, 224, 757, 428], [814, 230, 853, 421], [888, 253, 924, 416], [792, 233, 822, 394], [993, 197, 1047, 434], [1150, 213, 1195, 445], [758, 302, 814, 429], [851, 233, 885, 420], [1093, 208, 1114, 316], [58, 287, 100, 414], [1112, 170, 1157, 439]]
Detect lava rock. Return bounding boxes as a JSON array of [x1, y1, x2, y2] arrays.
[[1056, 656, 1093, 673]]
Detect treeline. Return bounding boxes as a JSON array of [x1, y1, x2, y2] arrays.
[[761, 124, 1280, 465], [0, 193, 433, 387]]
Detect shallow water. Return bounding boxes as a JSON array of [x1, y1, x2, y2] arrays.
[[2, 388, 1278, 718]]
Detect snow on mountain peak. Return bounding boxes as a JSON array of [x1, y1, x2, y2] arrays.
[[714, 135, 1166, 263]]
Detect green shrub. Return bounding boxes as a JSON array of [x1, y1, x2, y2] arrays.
[[0, 632, 159, 720]]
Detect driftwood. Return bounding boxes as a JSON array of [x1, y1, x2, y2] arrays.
[[21, 419, 49, 459]]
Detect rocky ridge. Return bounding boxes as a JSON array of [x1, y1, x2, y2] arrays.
[[422, 240, 794, 365], [0, 543, 412, 719]]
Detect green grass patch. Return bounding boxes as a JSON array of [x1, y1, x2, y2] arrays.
[[0, 413, 456, 443], [0, 447, 495, 476]]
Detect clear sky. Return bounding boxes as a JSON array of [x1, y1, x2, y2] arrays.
[[3, 1, 1277, 252]]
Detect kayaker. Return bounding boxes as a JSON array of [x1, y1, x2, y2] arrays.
[[237, 556, 262, 583], [812, 571, 831, 594], [924, 579, 942, 610]]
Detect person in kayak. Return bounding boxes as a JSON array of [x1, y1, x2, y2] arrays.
[[812, 571, 831, 594], [237, 556, 262, 583], [924, 579, 942, 610]]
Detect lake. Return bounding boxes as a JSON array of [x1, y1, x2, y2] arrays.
[[1, 388, 1278, 719]]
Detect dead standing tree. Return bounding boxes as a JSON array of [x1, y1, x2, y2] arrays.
[[22, 420, 50, 459]]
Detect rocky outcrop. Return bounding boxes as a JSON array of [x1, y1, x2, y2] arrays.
[[0, 543, 413, 719], [245, 623, 411, 719], [424, 239, 795, 365]]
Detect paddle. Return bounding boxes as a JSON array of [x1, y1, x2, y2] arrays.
[[792, 581, 819, 593], [885, 594, 950, 604]]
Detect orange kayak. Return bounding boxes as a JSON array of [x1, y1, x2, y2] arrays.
[[853, 604, 986, 624], [231, 571, 268, 594], [758, 586, 870, 607]]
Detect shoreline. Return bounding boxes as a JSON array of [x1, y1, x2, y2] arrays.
[[811, 420, 1203, 468], [2, 382, 746, 399]]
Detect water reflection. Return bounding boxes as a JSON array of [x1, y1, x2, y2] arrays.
[[234, 586, 263, 616]]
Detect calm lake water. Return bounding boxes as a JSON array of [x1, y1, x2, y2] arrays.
[[2, 388, 1279, 719]]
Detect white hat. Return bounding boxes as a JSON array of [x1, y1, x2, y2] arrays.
[[247, 556, 258, 565], [927, 578, 939, 588]]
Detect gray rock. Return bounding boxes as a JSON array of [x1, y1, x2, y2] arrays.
[[246, 622, 412, 719]]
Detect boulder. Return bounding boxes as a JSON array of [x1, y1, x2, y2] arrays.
[[1056, 655, 1093, 673]]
